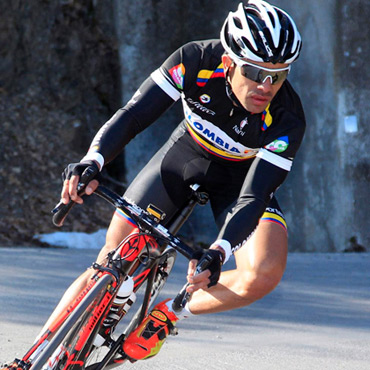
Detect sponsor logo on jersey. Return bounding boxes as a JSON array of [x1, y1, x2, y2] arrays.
[[169, 63, 185, 89], [183, 101, 259, 160], [265, 136, 289, 153], [191, 120, 241, 153], [199, 94, 211, 104], [240, 117, 248, 129], [232, 117, 249, 136], [265, 207, 285, 219], [233, 125, 245, 136], [186, 97, 215, 116]]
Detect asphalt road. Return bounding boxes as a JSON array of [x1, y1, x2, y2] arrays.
[[0, 248, 369, 369]]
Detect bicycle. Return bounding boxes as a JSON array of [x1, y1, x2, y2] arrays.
[[7, 172, 214, 370]]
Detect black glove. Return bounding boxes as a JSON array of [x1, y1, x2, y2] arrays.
[[192, 249, 224, 288], [62, 160, 101, 190]]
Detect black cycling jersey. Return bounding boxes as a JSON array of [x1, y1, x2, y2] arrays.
[[85, 39, 306, 253]]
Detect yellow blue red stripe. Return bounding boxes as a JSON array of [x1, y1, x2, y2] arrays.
[[260, 211, 287, 231], [115, 208, 137, 228], [261, 104, 273, 131], [196, 63, 224, 87]]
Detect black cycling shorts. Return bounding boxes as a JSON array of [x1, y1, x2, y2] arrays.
[[120, 124, 287, 233]]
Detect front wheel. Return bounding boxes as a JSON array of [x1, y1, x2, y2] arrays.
[[30, 274, 114, 370]]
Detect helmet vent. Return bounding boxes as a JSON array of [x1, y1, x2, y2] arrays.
[[268, 12, 275, 27], [234, 17, 243, 29]]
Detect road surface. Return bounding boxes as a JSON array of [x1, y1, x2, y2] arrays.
[[0, 248, 369, 369]]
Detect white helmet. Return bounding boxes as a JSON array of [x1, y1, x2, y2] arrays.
[[220, 1, 302, 64]]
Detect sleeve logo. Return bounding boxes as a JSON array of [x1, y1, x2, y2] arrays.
[[265, 136, 289, 153], [169, 63, 185, 90]]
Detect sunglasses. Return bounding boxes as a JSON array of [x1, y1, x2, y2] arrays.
[[232, 58, 291, 85]]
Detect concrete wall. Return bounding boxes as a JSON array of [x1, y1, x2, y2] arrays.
[[275, 0, 370, 251], [114, 0, 370, 251]]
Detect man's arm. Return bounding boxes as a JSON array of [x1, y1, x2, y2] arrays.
[[83, 77, 177, 169], [215, 156, 289, 258], [186, 156, 289, 292], [61, 76, 177, 204]]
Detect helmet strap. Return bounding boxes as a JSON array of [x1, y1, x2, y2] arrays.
[[224, 67, 244, 111]]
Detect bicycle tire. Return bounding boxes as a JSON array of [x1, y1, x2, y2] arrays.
[[31, 274, 114, 370]]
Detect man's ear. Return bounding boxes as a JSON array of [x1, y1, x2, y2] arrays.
[[222, 54, 235, 76]]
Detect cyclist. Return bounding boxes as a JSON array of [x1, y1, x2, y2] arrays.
[[3, 0, 305, 366]]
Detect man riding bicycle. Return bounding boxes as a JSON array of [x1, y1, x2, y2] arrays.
[[3, 0, 305, 366]]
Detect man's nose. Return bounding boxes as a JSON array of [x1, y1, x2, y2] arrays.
[[258, 76, 273, 92]]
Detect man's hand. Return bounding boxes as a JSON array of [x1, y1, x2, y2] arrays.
[[61, 161, 100, 205], [186, 247, 225, 293]]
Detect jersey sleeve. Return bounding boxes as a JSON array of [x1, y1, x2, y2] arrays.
[[216, 87, 306, 254], [82, 42, 204, 167], [150, 41, 202, 99], [83, 77, 175, 167], [216, 157, 288, 254], [257, 83, 306, 172], [257, 115, 305, 171]]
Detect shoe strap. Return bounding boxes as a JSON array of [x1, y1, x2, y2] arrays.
[[150, 309, 177, 333]]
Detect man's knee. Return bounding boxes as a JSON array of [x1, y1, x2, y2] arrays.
[[232, 222, 288, 304], [96, 212, 137, 263], [234, 265, 284, 304]]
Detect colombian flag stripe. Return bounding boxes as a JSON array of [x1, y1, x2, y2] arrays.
[[198, 71, 213, 79], [260, 211, 287, 230], [115, 208, 137, 228], [186, 123, 253, 162], [196, 63, 224, 86], [261, 105, 273, 131]]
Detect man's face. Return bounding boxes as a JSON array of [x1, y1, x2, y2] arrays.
[[222, 55, 289, 114]]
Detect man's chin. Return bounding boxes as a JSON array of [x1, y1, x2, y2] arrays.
[[243, 101, 268, 114]]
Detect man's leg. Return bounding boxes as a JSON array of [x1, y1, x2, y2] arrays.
[[188, 220, 287, 313], [37, 139, 183, 338], [123, 220, 287, 360], [37, 212, 135, 338]]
